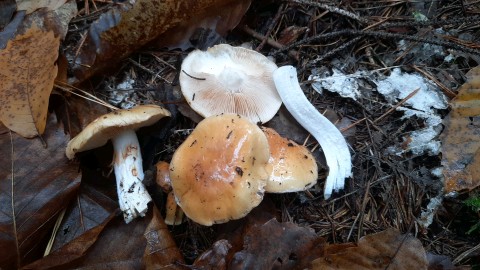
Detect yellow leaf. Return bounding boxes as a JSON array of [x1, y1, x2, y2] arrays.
[[0, 26, 59, 138], [441, 66, 480, 192]]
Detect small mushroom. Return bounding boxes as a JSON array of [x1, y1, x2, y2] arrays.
[[169, 114, 270, 226], [165, 191, 184, 226], [155, 161, 184, 225], [179, 44, 282, 124], [66, 105, 171, 223], [261, 127, 318, 193], [155, 160, 172, 193]]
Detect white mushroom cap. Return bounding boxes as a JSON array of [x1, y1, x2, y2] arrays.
[[169, 114, 270, 226], [179, 44, 281, 124], [262, 127, 318, 193], [66, 105, 171, 159]]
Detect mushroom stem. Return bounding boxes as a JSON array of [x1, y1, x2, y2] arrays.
[[112, 129, 152, 223], [273, 66, 352, 199]]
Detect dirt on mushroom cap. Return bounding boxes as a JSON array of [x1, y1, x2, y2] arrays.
[[169, 114, 270, 226]]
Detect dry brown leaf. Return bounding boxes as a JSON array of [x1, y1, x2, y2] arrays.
[[16, 0, 67, 14], [0, 25, 59, 138], [143, 206, 185, 270], [71, 0, 251, 82], [277, 26, 308, 45], [0, 112, 81, 269], [229, 218, 326, 269], [441, 66, 480, 192], [22, 180, 118, 269], [310, 229, 428, 270]]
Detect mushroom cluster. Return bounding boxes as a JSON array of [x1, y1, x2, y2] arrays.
[[168, 114, 318, 226], [166, 44, 352, 225]]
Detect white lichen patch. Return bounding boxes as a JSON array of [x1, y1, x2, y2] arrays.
[[375, 68, 448, 155], [309, 68, 361, 100], [108, 76, 137, 109]]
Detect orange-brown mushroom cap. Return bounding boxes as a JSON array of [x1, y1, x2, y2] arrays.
[[179, 44, 281, 124], [262, 127, 318, 193], [169, 114, 270, 226]]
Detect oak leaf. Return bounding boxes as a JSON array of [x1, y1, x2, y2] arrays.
[[0, 25, 59, 138]]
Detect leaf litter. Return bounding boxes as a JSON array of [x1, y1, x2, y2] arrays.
[[1, 0, 480, 269]]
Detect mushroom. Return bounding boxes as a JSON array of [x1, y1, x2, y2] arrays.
[[261, 127, 318, 193], [179, 44, 282, 124], [273, 66, 352, 199], [156, 161, 184, 225], [169, 113, 270, 226], [66, 105, 171, 223]]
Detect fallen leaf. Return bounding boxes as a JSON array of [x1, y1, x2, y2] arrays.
[[0, 112, 81, 269], [229, 218, 326, 270], [427, 253, 470, 270], [143, 206, 185, 270], [20, 0, 77, 40], [71, 0, 251, 82], [0, 25, 59, 138], [50, 204, 185, 269], [441, 66, 480, 192], [23, 179, 118, 269], [154, 0, 251, 50], [16, 0, 67, 14], [277, 26, 308, 45], [310, 229, 428, 270], [193, 239, 232, 270]]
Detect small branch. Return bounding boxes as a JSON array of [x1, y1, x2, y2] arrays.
[[273, 29, 480, 57], [256, 4, 285, 51], [290, 0, 369, 24], [240, 25, 299, 60]]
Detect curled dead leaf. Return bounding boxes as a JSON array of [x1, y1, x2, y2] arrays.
[[71, 0, 251, 82]]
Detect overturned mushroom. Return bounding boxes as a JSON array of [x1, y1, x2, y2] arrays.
[[261, 127, 318, 193], [66, 105, 171, 223], [273, 66, 352, 199], [180, 44, 281, 124], [169, 114, 270, 226]]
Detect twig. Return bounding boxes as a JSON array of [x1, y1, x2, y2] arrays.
[[412, 65, 456, 98], [256, 4, 285, 51], [374, 15, 480, 30], [306, 36, 363, 68], [128, 58, 172, 84], [273, 29, 480, 57], [290, 0, 369, 24], [453, 242, 480, 264], [240, 25, 299, 60]]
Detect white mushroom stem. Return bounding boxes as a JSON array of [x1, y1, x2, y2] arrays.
[[112, 130, 152, 223], [273, 66, 352, 199]]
